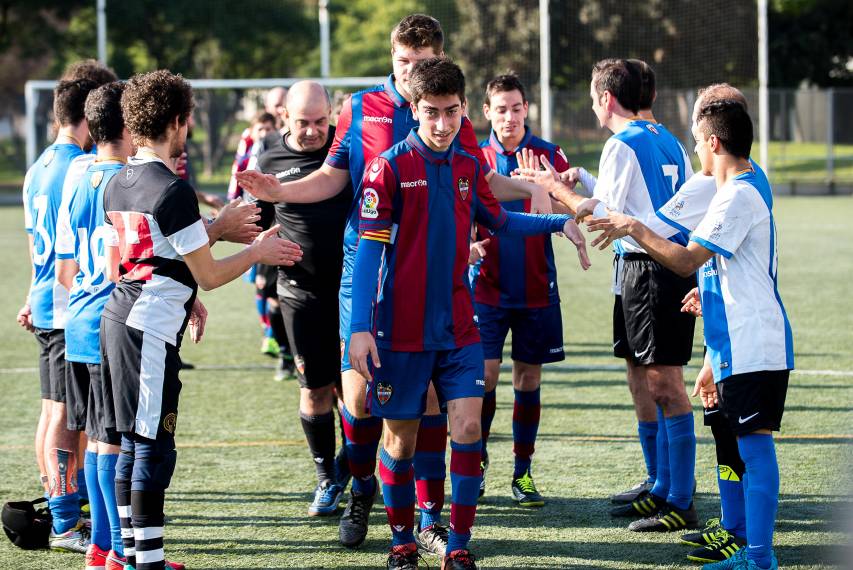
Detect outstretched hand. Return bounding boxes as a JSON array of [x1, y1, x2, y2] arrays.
[[252, 224, 303, 266], [235, 170, 282, 202], [214, 198, 262, 244], [561, 219, 591, 270], [585, 210, 634, 250]]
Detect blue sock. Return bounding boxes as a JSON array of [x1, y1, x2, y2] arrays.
[[738, 434, 779, 569], [379, 448, 416, 547], [49, 493, 80, 534], [637, 420, 658, 483], [649, 407, 670, 500], [718, 464, 746, 538], [447, 439, 481, 554], [665, 412, 696, 510], [77, 467, 88, 501], [97, 452, 123, 556], [84, 450, 110, 549]]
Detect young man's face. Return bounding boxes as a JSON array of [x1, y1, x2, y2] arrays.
[[589, 79, 609, 129], [285, 100, 330, 152], [413, 93, 464, 151], [168, 119, 188, 158], [483, 89, 528, 146], [692, 121, 714, 175], [251, 120, 274, 142], [391, 43, 441, 101]]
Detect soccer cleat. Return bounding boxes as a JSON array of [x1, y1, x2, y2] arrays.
[[339, 486, 376, 548], [105, 551, 185, 570], [478, 456, 489, 498], [387, 543, 420, 570], [273, 355, 295, 381], [682, 517, 725, 547], [702, 548, 779, 570], [687, 530, 746, 563], [511, 470, 545, 508], [85, 543, 109, 570], [308, 480, 345, 516], [261, 336, 280, 357], [610, 491, 661, 517], [610, 479, 654, 504], [49, 519, 91, 553], [443, 549, 478, 570], [416, 523, 449, 556], [628, 502, 699, 532]]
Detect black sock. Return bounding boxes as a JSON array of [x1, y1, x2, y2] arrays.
[[268, 305, 289, 354], [711, 419, 745, 477], [130, 489, 165, 570], [115, 476, 135, 566], [300, 411, 336, 483]]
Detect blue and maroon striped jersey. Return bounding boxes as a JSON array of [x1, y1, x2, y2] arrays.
[[325, 74, 490, 279], [356, 129, 568, 352], [474, 128, 570, 308]]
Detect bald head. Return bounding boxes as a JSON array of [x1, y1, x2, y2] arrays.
[[693, 83, 748, 124], [284, 81, 331, 152], [265, 86, 287, 116]]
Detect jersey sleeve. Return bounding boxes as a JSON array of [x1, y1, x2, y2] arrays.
[[153, 179, 209, 255], [691, 184, 756, 258], [358, 157, 397, 243], [325, 95, 353, 170], [473, 164, 508, 230], [552, 145, 570, 172], [55, 156, 92, 258], [458, 118, 491, 176], [593, 139, 641, 213], [653, 173, 717, 236]]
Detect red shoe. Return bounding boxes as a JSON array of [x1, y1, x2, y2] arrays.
[[105, 550, 126, 570], [85, 543, 109, 570]]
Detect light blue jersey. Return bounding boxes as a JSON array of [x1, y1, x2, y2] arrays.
[[23, 144, 90, 329], [55, 162, 123, 363]]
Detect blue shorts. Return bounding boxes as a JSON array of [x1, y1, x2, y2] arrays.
[[475, 303, 565, 364], [368, 343, 485, 420], [338, 279, 353, 373]]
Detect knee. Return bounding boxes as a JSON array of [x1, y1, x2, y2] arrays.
[[453, 416, 482, 444], [484, 361, 500, 392], [513, 363, 541, 392], [303, 386, 335, 413], [131, 438, 177, 492]]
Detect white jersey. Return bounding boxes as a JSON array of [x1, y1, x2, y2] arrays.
[[691, 169, 794, 382], [646, 172, 716, 238]]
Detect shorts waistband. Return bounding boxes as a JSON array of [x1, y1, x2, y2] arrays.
[[621, 253, 653, 262]]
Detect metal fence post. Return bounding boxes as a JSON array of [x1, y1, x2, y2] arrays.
[[826, 88, 834, 188]]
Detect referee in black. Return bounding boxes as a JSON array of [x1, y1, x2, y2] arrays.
[[253, 81, 353, 516]]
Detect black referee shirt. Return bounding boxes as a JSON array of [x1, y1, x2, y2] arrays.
[[255, 126, 353, 299]]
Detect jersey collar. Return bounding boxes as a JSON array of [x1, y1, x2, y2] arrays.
[[488, 126, 532, 156], [406, 128, 453, 165], [384, 74, 409, 108]]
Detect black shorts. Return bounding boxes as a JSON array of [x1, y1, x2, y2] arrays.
[[280, 290, 342, 390], [717, 369, 789, 436], [101, 317, 182, 440], [619, 253, 697, 366], [34, 328, 66, 402], [65, 361, 90, 431], [612, 295, 631, 360], [702, 404, 726, 428]]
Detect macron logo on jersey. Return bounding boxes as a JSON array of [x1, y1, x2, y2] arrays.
[[400, 179, 427, 189], [275, 167, 301, 179], [364, 115, 393, 124]]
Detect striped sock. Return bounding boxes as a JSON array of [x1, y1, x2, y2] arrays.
[[637, 420, 659, 483], [115, 448, 135, 566], [340, 404, 382, 496], [379, 448, 416, 547], [131, 489, 165, 570], [649, 406, 670, 500], [512, 388, 541, 478], [415, 413, 447, 530], [447, 439, 481, 554], [97, 452, 124, 556], [84, 450, 110, 550], [480, 389, 497, 464]]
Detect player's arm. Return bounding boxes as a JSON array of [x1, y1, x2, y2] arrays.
[[235, 163, 350, 204], [204, 197, 262, 245], [55, 259, 79, 292], [105, 244, 121, 284]]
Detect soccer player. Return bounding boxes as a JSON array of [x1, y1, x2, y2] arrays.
[[349, 57, 577, 570], [588, 99, 792, 570], [17, 76, 102, 553], [61, 59, 119, 86], [237, 13, 553, 553], [102, 70, 301, 570], [54, 81, 131, 569], [227, 112, 276, 200], [253, 81, 353, 515], [474, 74, 589, 506]]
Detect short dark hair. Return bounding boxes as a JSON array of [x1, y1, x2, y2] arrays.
[[484, 74, 527, 106], [121, 70, 194, 143], [391, 14, 444, 54], [697, 99, 753, 159], [54, 79, 99, 127], [591, 58, 641, 114], [85, 82, 126, 145], [409, 58, 465, 105], [61, 59, 118, 86], [254, 112, 276, 126], [628, 59, 655, 110]]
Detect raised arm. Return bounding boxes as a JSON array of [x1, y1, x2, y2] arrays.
[[236, 163, 350, 204]]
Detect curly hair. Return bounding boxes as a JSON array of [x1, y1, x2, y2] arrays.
[[409, 58, 465, 105], [391, 14, 444, 53], [61, 59, 118, 86], [121, 70, 194, 143], [85, 81, 125, 144], [54, 79, 99, 127]]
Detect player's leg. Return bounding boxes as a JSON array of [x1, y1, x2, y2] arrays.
[[474, 302, 510, 498], [507, 303, 564, 508], [67, 360, 91, 509], [35, 329, 54, 493], [267, 297, 293, 381], [414, 384, 449, 555]]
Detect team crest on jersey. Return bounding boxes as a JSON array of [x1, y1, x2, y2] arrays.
[[43, 149, 56, 166], [646, 124, 659, 135], [376, 382, 393, 405], [163, 413, 177, 434], [709, 220, 724, 241], [91, 170, 104, 188], [362, 188, 379, 219], [126, 168, 134, 180], [368, 161, 382, 182], [458, 177, 470, 201], [666, 199, 685, 217], [294, 355, 305, 376]]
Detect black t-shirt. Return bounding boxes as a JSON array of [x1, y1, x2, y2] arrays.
[[255, 126, 353, 299]]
